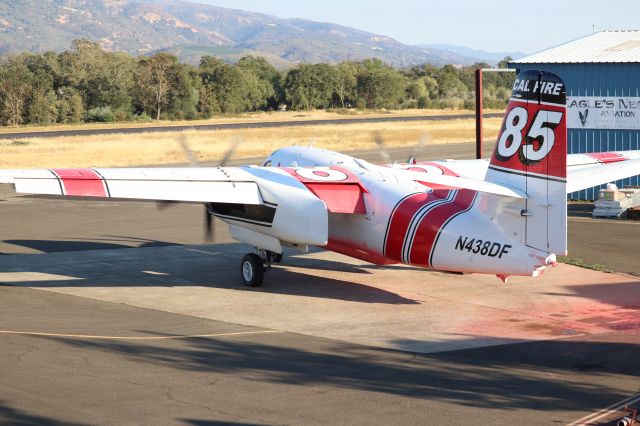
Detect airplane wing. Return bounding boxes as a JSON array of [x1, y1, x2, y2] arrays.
[[567, 151, 640, 193], [0, 167, 264, 204], [0, 166, 369, 212], [0, 165, 371, 251]]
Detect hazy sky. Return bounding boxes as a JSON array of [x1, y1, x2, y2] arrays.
[[197, 0, 640, 53]]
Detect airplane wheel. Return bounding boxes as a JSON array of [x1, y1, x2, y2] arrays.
[[241, 253, 264, 287]]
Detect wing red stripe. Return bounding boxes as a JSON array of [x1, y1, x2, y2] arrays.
[[586, 152, 628, 164], [51, 169, 107, 197]]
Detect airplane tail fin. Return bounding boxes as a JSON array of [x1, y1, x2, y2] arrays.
[[485, 70, 567, 255]]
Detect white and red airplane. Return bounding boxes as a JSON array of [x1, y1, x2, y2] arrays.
[[1, 70, 639, 286]]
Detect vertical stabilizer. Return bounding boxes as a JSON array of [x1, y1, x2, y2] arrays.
[[486, 70, 567, 255]]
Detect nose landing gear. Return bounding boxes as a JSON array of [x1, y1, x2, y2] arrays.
[[240, 249, 282, 287]]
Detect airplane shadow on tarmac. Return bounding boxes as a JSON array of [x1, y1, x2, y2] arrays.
[[0, 401, 85, 426], [31, 328, 640, 415], [0, 235, 178, 254], [0, 241, 418, 304], [0, 238, 175, 254]]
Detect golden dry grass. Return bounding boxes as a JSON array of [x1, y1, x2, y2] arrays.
[[0, 108, 502, 135], [0, 115, 503, 168]]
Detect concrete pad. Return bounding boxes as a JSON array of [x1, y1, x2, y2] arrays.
[[1, 243, 638, 354]]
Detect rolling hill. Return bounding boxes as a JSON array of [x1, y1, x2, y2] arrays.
[[0, 0, 481, 67], [417, 44, 526, 63]]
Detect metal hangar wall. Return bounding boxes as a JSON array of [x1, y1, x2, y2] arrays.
[[509, 30, 640, 200]]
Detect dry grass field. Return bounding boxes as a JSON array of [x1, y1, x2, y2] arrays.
[[0, 111, 503, 168], [0, 108, 496, 135]]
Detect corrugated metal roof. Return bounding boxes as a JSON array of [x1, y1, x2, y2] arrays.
[[512, 30, 640, 64]]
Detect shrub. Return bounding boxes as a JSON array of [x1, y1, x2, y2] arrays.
[[131, 112, 152, 122], [84, 106, 115, 123]]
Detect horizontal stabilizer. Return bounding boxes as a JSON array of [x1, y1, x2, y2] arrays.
[[567, 159, 640, 193], [398, 169, 526, 198]]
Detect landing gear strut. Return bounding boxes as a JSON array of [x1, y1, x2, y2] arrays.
[[240, 249, 282, 287]]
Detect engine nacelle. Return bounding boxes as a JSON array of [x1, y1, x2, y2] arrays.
[[218, 167, 329, 250]]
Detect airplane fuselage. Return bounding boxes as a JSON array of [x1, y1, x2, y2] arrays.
[[240, 146, 555, 277]]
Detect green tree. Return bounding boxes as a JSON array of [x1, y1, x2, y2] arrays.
[[0, 56, 34, 125], [211, 64, 250, 114], [135, 53, 179, 120], [197, 56, 224, 117], [403, 63, 438, 79], [498, 56, 513, 69], [284, 63, 337, 110], [166, 63, 198, 120], [55, 87, 84, 124], [236, 56, 278, 110], [199, 56, 261, 114], [406, 79, 427, 100], [423, 76, 438, 99], [28, 91, 57, 124], [25, 65, 56, 124], [196, 84, 220, 118], [435, 65, 468, 99], [334, 62, 358, 108], [58, 40, 135, 117], [356, 59, 406, 109]]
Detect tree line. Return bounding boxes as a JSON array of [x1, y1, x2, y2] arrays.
[[0, 39, 515, 126]]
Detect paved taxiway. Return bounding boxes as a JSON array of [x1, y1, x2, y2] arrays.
[[1, 147, 639, 425]]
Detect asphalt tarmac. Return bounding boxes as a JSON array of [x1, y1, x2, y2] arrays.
[[0, 146, 639, 425], [1, 283, 639, 425]]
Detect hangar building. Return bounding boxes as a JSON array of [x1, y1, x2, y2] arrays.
[[509, 30, 640, 200]]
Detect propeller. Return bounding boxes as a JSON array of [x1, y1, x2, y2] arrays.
[[177, 134, 199, 167], [217, 137, 243, 167], [204, 206, 213, 240], [373, 130, 392, 164], [156, 135, 197, 210], [157, 134, 244, 242], [373, 130, 431, 165]]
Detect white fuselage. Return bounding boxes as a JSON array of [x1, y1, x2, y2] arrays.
[[235, 146, 555, 277]]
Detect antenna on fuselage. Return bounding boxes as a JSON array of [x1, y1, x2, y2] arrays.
[[407, 132, 431, 164]]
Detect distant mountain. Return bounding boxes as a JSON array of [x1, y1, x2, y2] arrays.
[[0, 0, 481, 68], [417, 44, 526, 64]]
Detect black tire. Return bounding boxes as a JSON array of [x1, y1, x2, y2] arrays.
[[241, 253, 264, 287]]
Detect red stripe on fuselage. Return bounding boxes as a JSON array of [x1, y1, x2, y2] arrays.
[[51, 169, 107, 197], [384, 189, 452, 262], [384, 193, 431, 260], [409, 189, 477, 267]]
